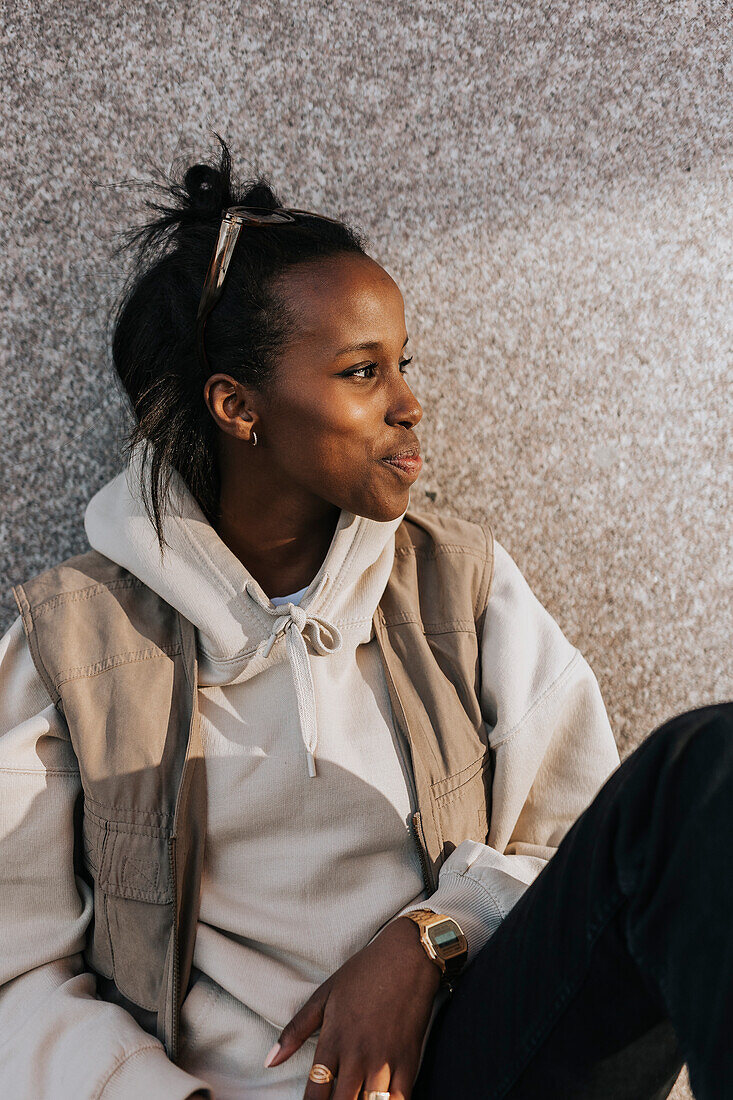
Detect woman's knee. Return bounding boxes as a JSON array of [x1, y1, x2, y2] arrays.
[[612, 703, 733, 900], [649, 701, 733, 780]]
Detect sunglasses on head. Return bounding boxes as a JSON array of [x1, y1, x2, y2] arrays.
[[196, 205, 344, 374]]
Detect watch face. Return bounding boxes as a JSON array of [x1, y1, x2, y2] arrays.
[[427, 918, 463, 957], [431, 925, 459, 948]]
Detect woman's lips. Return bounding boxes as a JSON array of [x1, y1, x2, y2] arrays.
[[381, 454, 423, 478]]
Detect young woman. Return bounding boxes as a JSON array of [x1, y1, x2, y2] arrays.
[[0, 137, 729, 1100]]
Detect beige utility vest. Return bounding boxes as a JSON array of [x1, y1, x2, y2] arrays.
[[12, 507, 494, 1062]]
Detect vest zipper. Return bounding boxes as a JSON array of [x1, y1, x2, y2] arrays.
[[167, 835, 180, 1061], [165, 629, 201, 1062], [410, 810, 437, 894]]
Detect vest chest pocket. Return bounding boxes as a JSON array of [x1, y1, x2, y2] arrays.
[[81, 800, 175, 1011], [430, 747, 493, 860]]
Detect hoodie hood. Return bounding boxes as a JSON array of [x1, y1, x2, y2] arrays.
[[84, 448, 409, 777]]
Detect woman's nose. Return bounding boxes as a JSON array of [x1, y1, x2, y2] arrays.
[[387, 372, 422, 427]]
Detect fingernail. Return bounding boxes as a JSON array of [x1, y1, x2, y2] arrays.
[[264, 1042, 281, 1068]]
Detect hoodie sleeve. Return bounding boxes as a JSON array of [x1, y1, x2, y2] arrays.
[[0, 615, 212, 1099], [390, 538, 621, 966]]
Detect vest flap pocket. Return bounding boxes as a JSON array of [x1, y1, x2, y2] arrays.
[[81, 804, 174, 1012], [431, 748, 491, 806], [104, 823, 174, 905], [430, 747, 492, 853], [80, 810, 114, 982], [83, 802, 173, 904], [105, 891, 174, 1011]]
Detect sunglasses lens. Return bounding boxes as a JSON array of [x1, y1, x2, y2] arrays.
[[224, 205, 341, 228], [284, 207, 342, 226], [225, 207, 296, 226]]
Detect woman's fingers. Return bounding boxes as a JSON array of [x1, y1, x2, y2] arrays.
[[357, 1061, 396, 1100], [302, 1055, 414, 1100], [327, 1056, 383, 1100], [382, 1064, 413, 1100], [301, 1042, 340, 1099], [270, 985, 329, 1066]]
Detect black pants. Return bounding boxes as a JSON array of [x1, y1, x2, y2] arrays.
[[413, 702, 733, 1100]]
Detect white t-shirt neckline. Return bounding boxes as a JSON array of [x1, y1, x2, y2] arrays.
[[269, 584, 310, 607]]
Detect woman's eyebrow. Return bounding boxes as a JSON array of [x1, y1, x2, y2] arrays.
[[334, 335, 410, 357]]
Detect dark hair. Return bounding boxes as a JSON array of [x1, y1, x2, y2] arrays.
[[110, 132, 369, 555]]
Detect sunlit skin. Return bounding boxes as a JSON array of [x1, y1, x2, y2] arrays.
[[203, 251, 442, 1098], [203, 251, 423, 600]]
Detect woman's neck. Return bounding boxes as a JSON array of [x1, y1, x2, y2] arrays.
[[213, 501, 341, 600]]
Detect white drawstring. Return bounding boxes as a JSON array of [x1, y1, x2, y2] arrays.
[[245, 572, 342, 777]]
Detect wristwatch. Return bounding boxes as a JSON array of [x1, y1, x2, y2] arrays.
[[402, 908, 468, 990]]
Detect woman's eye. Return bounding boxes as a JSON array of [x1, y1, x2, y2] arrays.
[[345, 357, 413, 379]]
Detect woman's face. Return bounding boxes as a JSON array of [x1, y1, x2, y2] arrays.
[[209, 251, 424, 523]]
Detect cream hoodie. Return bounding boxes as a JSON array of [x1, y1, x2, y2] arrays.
[[0, 457, 621, 1099]]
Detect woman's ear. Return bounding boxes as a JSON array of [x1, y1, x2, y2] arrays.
[[203, 374, 259, 442]]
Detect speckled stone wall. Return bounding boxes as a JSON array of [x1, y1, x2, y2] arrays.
[[1, 3, 730, 1094]]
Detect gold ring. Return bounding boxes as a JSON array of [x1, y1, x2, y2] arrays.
[[308, 1063, 335, 1084]]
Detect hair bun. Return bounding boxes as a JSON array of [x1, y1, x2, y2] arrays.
[[184, 163, 224, 214]]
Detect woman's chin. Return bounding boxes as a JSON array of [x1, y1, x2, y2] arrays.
[[361, 485, 415, 523]]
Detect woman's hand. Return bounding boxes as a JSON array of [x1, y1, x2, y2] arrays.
[[264, 915, 443, 1099]]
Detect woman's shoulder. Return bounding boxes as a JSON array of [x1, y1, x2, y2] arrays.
[[400, 504, 494, 560], [14, 548, 137, 611], [394, 506, 495, 623]]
